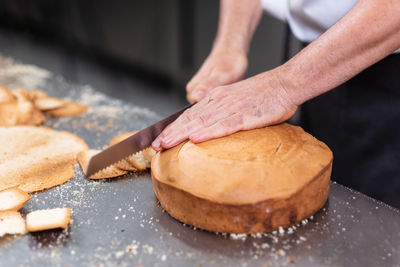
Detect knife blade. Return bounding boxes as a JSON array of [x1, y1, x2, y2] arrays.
[[85, 104, 193, 177]]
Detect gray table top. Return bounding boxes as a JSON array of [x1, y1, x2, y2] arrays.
[[0, 54, 399, 267]]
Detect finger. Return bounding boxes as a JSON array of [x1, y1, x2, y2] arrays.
[[187, 71, 236, 103], [151, 137, 163, 151], [153, 86, 238, 150], [159, 111, 224, 148], [158, 123, 202, 150], [209, 71, 237, 86], [186, 72, 207, 95], [187, 88, 207, 104], [187, 81, 206, 104], [158, 94, 237, 148], [169, 100, 236, 136], [152, 102, 209, 150], [152, 122, 188, 151], [158, 109, 208, 149], [186, 68, 211, 103], [186, 59, 211, 93], [189, 113, 245, 143]]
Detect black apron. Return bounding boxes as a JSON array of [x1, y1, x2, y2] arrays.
[[299, 53, 400, 208]]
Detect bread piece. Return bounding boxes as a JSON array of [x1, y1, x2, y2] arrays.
[[0, 187, 30, 211], [0, 211, 26, 237], [0, 86, 16, 103], [109, 132, 138, 171], [25, 108, 46, 126], [109, 131, 151, 171], [77, 150, 128, 179], [143, 147, 156, 162], [26, 208, 71, 232], [0, 126, 88, 193], [109, 132, 136, 146], [0, 87, 86, 126], [0, 100, 18, 126], [0, 87, 18, 126], [126, 153, 150, 171], [152, 124, 333, 233], [25, 90, 48, 101], [46, 102, 87, 117], [0, 88, 46, 126], [34, 97, 65, 111], [113, 159, 137, 172], [12, 90, 36, 125]]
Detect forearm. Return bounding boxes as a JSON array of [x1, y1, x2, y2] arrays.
[[154, 0, 400, 150], [213, 0, 262, 54], [278, 0, 400, 106]]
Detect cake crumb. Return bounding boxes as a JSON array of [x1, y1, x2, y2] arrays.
[[230, 233, 247, 240], [278, 226, 285, 234], [278, 249, 285, 256], [115, 251, 124, 259]]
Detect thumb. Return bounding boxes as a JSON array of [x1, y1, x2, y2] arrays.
[[188, 89, 207, 103]]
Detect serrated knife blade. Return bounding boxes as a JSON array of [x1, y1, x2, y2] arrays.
[[85, 104, 192, 177]]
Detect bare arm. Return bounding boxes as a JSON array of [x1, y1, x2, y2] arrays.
[[186, 0, 262, 102], [153, 0, 400, 150], [213, 0, 262, 53], [281, 0, 400, 105]]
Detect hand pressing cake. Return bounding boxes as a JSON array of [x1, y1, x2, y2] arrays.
[[151, 123, 333, 234]]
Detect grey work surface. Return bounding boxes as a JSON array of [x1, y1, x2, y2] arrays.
[[0, 50, 399, 267]]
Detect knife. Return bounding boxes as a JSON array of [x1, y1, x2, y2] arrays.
[[85, 104, 193, 177]]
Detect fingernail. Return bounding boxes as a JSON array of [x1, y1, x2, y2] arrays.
[[192, 90, 206, 100], [152, 138, 162, 150]]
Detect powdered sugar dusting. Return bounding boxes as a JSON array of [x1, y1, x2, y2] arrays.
[[0, 53, 397, 267], [0, 54, 51, 89], [44, 81, 159, 148]]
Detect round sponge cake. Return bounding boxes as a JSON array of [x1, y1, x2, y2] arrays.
[[151, 123, 333, 233]]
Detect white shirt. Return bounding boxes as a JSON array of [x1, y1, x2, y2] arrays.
[[262, 0, 358, 42], [262, 0, 400, 53]]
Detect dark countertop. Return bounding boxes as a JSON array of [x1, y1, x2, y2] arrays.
[[0, 36, 399, 267]]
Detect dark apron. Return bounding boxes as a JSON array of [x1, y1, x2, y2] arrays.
[[299, 52, 400, 208]]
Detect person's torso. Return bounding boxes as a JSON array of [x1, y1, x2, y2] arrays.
[[262, 0, 358, 42]]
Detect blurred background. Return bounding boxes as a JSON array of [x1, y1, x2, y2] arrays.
[[0, 0, 300, 115]]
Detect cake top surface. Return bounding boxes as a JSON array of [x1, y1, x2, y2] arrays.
[[152, 124, 333, 204]]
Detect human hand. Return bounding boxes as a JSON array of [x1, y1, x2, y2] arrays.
[[152, 70, 298, 151], [186, 49, 248, 103]]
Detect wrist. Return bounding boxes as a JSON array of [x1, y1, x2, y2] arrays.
[[272, 64, 308, 107], [259, 67, 300, 113], [212, 37, 248, 57]]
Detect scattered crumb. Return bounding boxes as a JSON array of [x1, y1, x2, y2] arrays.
[[278, 249, 285, 256], [0, 53, 354, 267], [230, 233, 247, 241]]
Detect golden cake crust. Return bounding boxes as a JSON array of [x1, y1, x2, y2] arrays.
[[151, 124, 333, 233]]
